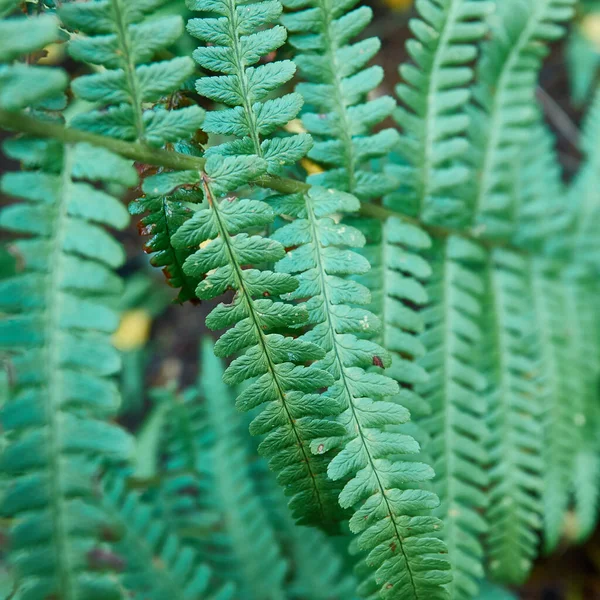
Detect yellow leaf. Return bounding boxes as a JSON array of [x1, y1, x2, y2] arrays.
[[382, 0, 413, 12], [581, 13, 600, 51], [112, 309, 152, 351], [301, 158, 324, 175]]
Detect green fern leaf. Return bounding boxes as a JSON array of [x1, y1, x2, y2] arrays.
[[0, 139, 135, 600], [189, 0, 312, 172], [280, 0, 399, 200], [484, 249, 544, 584], [470, 0, 575, 237], [272, 194, 452, 599], [392, 0, 492, 225], [168, 156, 345, 529], [60, 0, 205, 145], [416, 236, 489, 600]]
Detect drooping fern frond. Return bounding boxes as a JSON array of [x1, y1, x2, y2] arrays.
[[102, 473, 235, 600], [392, 0, 492, 224], [280, 0, 399, 200], [271, 195, 452, 599], [160, 339, 289, 600], [484, 249, 544, 585], [470, 0, 575, 237], [168, 157, 345, 529], [416, 236, 489, 600], [60, 0, 205, 146], [565, 272, 600, 544], [0, 139, 136, 600], [189, 0, 312, 171], [530, 260, 578, 553]]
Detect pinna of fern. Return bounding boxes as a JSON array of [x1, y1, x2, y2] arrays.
[[280, 0, 399, 201], [0, 138, 137, 599], [469, 0, 576, 238], [416, 235, 489, 600], [164, 158, 346, 530], [188, 0, 312, 171], [60, 0, 205, 146], [392, 0, 492, 225], [0, 6, 138, 597], [271, 192, 452, 599], [484, 249, 544, 585], [0, 0, 67, 111]]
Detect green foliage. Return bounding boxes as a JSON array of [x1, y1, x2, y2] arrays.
[[189, 0, 312, 171], [168, 158, 345, 529], [281, 0, 399, 199], [61, 0, 205, 145], [161, 339, 289, 600], [470, 0, 576, 237], [0, 3, 67, 111], [272, 192, 452, 599], [484, 250, 544, 585], [2, 0, 600, 599], [0, 139, 136, 600], [102, 472, 235, 600], [392, 0, 492, 224], [417, 236, 489, 600]]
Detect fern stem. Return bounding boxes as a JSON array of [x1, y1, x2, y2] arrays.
[[46, 146, 76, 600], [0, 109, 544, 254]]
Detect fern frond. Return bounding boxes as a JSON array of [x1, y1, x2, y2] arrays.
[[161, 339, 289, 600], [392, 0, 492, 224], [530, 261, 577, 553], [471, 0, 575, 237], [0, 3, 68, 111], [189, 0, 312, 172], [60, 0, 205, 146], [416, 236, 489, 600], [484, 249, 544, 585], [0, 140, 136, 600], [272, 196, 451, 599], [280, 0, 399, 200], [566, 273, 600, 543], [102, 473, 235, 600], [168, 157, 345, 529]]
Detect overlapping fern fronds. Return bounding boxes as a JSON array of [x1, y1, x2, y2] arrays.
[[272, 192, 452, 599], [160, 339, 289, 600], [168, 159, 345, 529], [102, 473, 235, 600]]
